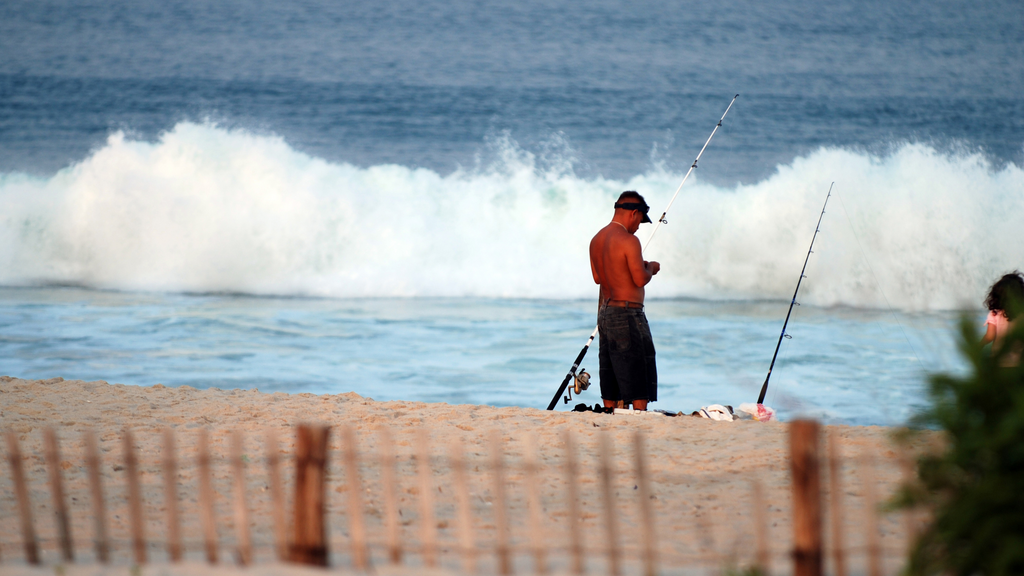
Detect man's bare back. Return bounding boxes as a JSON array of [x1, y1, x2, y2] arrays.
[[590, 192, 660, 410], [590, 216, 660, 304]]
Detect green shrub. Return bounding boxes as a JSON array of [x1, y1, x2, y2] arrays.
[[895, 314, 1024, 575]]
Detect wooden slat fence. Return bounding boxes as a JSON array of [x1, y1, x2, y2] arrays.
[[0, 421, 925, 575]]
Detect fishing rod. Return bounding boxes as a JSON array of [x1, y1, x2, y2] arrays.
[[546, 94, 739, 411], [756, 182, 833, 405]]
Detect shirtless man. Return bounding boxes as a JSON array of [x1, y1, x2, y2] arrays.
[[589, 191, 660, 411]]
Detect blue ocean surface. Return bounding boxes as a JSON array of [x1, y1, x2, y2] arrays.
[[1, 0, 1022, 425], [0, 287, 964, 425]]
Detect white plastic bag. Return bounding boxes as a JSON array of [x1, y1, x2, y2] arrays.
[[737, 402, 776, 422]]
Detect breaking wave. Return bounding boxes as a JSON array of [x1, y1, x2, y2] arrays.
[[1, 122, 1021, 310]]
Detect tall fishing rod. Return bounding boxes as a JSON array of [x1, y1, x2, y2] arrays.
[[756, 182, 833, 405], [546, 94, 739, 411]]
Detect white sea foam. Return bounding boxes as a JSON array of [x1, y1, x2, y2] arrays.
[[1, 122, 1021, 309]]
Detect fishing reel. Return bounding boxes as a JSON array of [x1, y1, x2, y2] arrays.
[[563, 369, 591, 404]]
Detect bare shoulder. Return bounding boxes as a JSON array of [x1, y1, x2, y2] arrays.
[[610, 227, 641, 249], [591, 223, 615, 244]]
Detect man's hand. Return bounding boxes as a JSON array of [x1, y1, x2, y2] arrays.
[[645, 261, 661, 275]]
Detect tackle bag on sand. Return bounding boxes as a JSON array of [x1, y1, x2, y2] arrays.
[[692, 404, 736, 421]]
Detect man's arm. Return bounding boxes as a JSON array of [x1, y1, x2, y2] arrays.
[[624, 235, 655, 287], [589, 237, 601, 284]]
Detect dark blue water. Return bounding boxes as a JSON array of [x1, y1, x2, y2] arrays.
[[2, 0, 1022, 181]]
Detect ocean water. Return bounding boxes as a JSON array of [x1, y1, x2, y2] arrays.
[[1, 0, 1022, 424], [0, 287, 963, 425]]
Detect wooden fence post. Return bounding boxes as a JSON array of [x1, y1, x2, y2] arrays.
[[342, 427, 369, 571], [451, 438, 476, 573], [44, 428, 74, 562], [231, 430, 252, 566], [828, 431, 847, 576], [598, 432, 620, 576], [900, 448, 920, 556], [84, 430, 110, 563], [860, 453, 882, 576], [490, 430, 512, 576], [378, 427, 403, 565], [264, 428, 288, 561], [198, 428, 219, 564], [5, 431, 39, 565], [416, 432, 438, 568], [523, 433, 547, 575], [162, 429, 182, 562], [563, 429, 584, 575], [790, 420, 822, 576], [123, 429, 147, 565], [290, 424, 330, 566], [634, 432, 657, 576]]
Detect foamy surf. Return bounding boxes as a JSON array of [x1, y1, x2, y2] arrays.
[[1, 122, 1021, 310]]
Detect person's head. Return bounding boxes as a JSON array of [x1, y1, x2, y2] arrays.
[[985, 271, 1024, 321], [613, 191, 652, 233]]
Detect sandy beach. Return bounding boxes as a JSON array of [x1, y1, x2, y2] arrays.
[[0, 376, 931, 575]]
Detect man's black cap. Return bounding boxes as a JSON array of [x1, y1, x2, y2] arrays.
[[614, 198, 652, 223]]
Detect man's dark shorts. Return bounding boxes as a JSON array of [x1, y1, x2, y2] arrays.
[[598, 305, 657, 403]]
